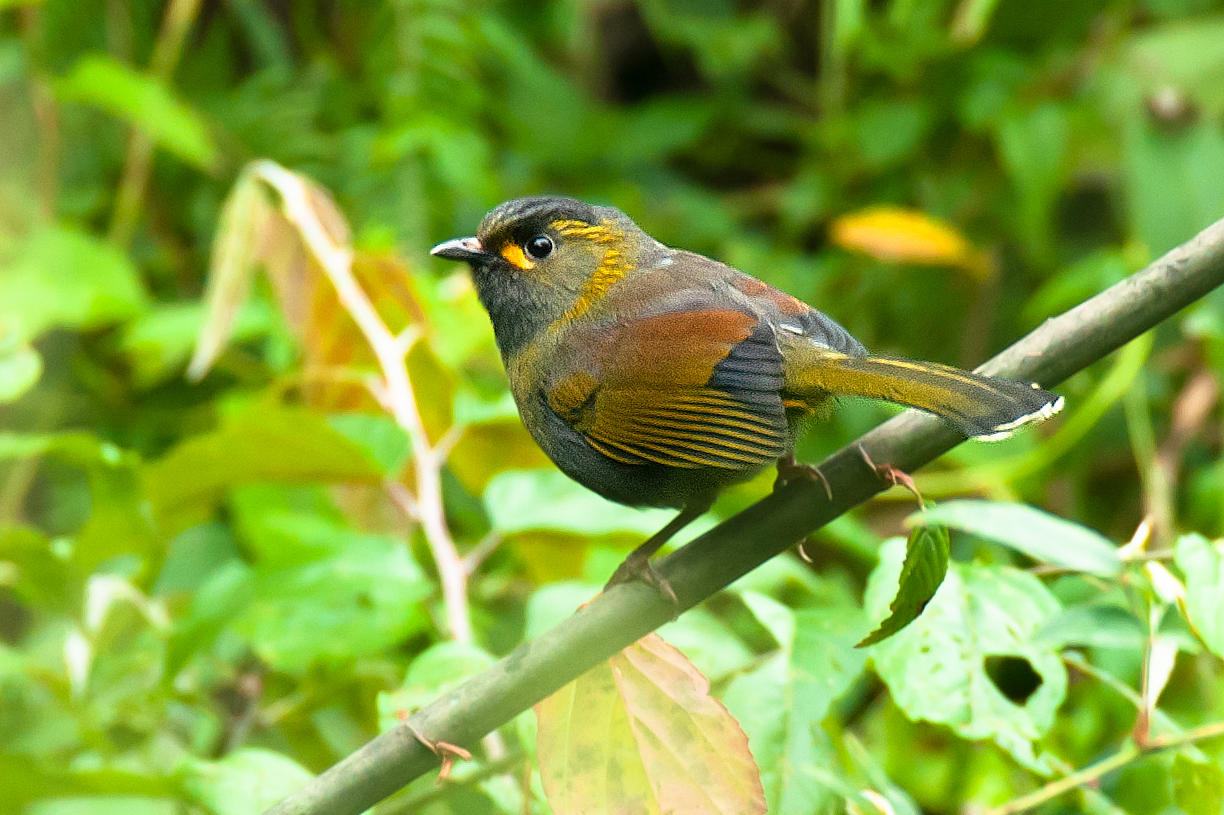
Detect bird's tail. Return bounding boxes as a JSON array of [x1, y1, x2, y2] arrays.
[[786, 351, 1063, 439]]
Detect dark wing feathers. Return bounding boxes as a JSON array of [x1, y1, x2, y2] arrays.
[[547, 306, 790, 470]]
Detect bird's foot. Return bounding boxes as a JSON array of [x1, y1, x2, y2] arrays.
[[857, 444, 925, 510], [774, 453, 833, 500], [605, 552, 679, 619]]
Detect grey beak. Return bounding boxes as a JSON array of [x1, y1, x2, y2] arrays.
[[430, 236, 488, 262]]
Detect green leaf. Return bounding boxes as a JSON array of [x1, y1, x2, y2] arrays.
[[326, 412, 412, 476], [166, 561, 254, 679], [1172, 754, 1224, 815], [119, 300, 273, 387], [1123, 111, 1224, 256], [234, 534, 430, 672], [377, 641, 497, 731], [153, 522, 241, 596], [853, 100, 931, 170], [0, 524, 73, 610], [55, 54, 217, 169], [74, 456, 161, 574], [858, 524, 949, 647], [865, 539, 1067, 772], [658, 607, 756, 683], [0, 432, 129, 492], [145, 403, 386, 535], [187, 167, 277, 380], [1176, 533, 1224, 658], [25, 799, 176, 815], [484, 468, 715, 539], [227, 485, 353, 567], [1128, 18, 1224, 114], [910, 500, 1122, 577], [995, 102, 1070, 260], [1031, 603, 1145, 650], [951, 0, 1003, 43], [0, 226, 148, 344], [183, 749, 313, 815], [0, 432, 156, 574], [723, 594, 868, 814], [524, 581, 601, 640], [0, 341, 41, 403]]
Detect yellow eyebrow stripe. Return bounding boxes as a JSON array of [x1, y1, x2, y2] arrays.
[[550, 220, 619, 243]]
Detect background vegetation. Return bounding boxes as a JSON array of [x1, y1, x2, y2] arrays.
[[2, 0, 1224, 813]]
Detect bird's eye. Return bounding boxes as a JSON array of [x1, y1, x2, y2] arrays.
[[525, 235, 554, 260]]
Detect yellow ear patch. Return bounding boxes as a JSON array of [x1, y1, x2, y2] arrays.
[[499, 243, 535, 270]]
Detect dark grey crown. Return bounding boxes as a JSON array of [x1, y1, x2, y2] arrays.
[[477, 196, 599, 242]]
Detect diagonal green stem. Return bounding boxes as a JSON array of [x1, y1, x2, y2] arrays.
[[986, 720, 1224, 815], [264, 217, 1224, 815]]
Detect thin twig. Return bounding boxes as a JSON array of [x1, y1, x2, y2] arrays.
[[385, 479, 422, 524], [105, 0, 133, 63], [20, 6, 59, 220], [252, 162, 473, 645], [108, 0, 203, 249], [463, 531, 504, 576], [984, 721, 1224, 815], [433, 423, 467, 463]]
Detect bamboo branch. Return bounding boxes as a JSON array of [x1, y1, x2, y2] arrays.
[[263, 216, 1224, 815]]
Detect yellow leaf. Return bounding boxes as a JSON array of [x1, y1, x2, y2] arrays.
[[536, 633, 766, 815], [507, 531, 590, 583], [829, 206, 992, 279], [449, 419, 551, 495]]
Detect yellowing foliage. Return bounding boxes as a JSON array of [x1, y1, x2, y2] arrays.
[[535, 633, 766, 815], [829, 206, 992, 280]]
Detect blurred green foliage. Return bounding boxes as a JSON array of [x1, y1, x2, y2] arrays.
[[2, 0, 1224, 813]]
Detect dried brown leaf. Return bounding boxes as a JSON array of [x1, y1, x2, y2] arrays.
[[536, 633, 765, 815], [188, 169, 274, 380]]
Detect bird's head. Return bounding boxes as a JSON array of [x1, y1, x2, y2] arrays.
[[432, 196, 656, 355]]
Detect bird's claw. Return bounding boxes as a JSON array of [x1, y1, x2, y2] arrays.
[[857, 444, 925, 510], [605, 555, 680, 619], [774, 454, 833, 500]]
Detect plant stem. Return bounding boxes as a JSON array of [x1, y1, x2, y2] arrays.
[[20, 6, 59, 220], [108, 0, 203, 249], [985, 720, 1224, 815], [251, 162, 473, 645]]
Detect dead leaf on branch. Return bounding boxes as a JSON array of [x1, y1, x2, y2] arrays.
[[188, 162, 433, 416], [186, 161, 448, 531], [535, 633, 766, 815]]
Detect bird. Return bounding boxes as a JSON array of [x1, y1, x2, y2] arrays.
[[432, 196, 1062, 598]]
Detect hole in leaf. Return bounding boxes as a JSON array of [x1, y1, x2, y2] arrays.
[[984, 655, 1042, 705]]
